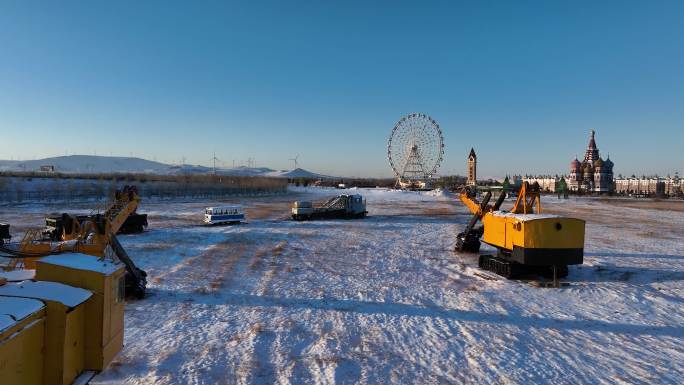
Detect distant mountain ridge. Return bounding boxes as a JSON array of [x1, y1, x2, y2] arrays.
[[0, 155, 169, 174], [0, 155, 335, 179]]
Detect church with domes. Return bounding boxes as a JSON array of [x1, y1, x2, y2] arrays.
[[568, 130, 614, 193]]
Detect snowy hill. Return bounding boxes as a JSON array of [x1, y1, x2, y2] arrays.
[[0, 160, 21, 170], [267, 168, 334, 179], [0, 155, 335, 178], [222, 166, 278, 177], [0, 155, 170, 174], [168, 165, 333, 178]]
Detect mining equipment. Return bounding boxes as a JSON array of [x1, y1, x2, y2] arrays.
[[43, 212, 147, 240], [292, 194, 367, 220], [456, 182, 585, 280], [0, 185, 147, 298]]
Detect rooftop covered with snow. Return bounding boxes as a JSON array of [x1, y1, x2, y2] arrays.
[[491, 210, 563, 222], [0, 281, 92, 308], [39, 253, 124, 275], [0, 269, 36, 282], [0, 296, 44, 323]]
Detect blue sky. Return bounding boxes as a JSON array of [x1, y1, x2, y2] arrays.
[[1, 1, 682, 178]]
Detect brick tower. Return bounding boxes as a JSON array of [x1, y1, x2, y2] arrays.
[[467, 148, 477, 186]]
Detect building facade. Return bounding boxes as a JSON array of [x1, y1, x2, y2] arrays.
[[519, 174, 682, 197], [522, 175, 561, 192], [614, 174, 683, 197], [568, 130, 614, 193], [467, 148, 477, 186]]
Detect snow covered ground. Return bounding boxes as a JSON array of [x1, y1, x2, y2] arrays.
[[2, 188, 683, 384]]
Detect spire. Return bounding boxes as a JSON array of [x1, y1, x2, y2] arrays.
[[583, 128, 599, 163], [588, 129, 597, 150], [469, 148, 476, 159]]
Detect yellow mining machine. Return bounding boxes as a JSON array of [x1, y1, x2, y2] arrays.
[[456, 182, 585, 280], [0, 186, 147, 298]]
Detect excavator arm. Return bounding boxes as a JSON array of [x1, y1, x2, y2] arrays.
[[459, 190, 484, 215], [1, 185, 147, 298], [455, 188, 507, 252], [106, 186, 141, 234]]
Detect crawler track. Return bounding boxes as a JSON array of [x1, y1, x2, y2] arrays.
[[478, 254, 568, 280]]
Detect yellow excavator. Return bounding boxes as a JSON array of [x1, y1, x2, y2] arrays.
[[456, 182, 585, 279], [0, 186, 147, 298]]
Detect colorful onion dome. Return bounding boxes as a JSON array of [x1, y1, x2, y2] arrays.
[[571, 157, 581, 170], [604, 156, 614, 169]]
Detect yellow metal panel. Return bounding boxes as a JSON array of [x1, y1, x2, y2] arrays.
[[0, 309, 45, 385], [41, 300, 88, 385], [521, 218, 585, 249], [0, 282, 92, 385], [84, 294, 105, 364], [482, 214, 506, 248], [36, 255, 125, 371], [481, 214, 585, 252], [82, 290, 123, 371], [101, 327, 124, 370], [61, 306, 86, 385], [36, 261, 108, 293], [505, 218, 518, 250], [108, 272, 125, 344]]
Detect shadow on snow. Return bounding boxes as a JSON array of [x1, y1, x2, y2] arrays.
[[149, 289, 683, 338]]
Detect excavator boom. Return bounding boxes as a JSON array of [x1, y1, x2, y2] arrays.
[[1, 185, 147, 297]]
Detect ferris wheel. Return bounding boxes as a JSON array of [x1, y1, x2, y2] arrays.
[[387, 113, 444, 183]]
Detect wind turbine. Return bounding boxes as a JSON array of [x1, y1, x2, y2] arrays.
[[212, 152, 221, 175], [288, 155, 300, 170]]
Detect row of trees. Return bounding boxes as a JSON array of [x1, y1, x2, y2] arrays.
[[289, 176, 474, 190], [0, 173, 287, 203], [297, 177, 397, 188]]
